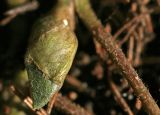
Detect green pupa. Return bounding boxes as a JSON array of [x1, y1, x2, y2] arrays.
[[25, 0, 78, 109]]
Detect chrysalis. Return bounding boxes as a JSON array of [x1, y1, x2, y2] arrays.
[[25, 1, 78, 109]]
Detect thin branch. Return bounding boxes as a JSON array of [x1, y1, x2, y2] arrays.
[[157, 0, 160, 5], [66, 75, 96, 98], [24, 97, 47, 115], [118, 22, 138, 46], [55, 93, 92, 115], [47, 93, 58, 115], [113, 15, 140, 41], [10, 85, 47, 115], [134, 27, 143, 66], [108, 70, 134, 115], [127, 35, 134, 64], [75, 0, 160, 114], [10, 84, 92, 115], [0, 0, 39, 26]]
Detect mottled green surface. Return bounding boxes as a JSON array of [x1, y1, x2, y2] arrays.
[[25, 15, 78, 109], [26, 63, 60, 109]]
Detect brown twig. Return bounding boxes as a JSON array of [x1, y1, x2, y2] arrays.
[[94, 36, 133, 114], [157, 0, 160, 5], [118, 22, 138, 46], [10, 84, 92, 115], [126, 0, 155, 67], [108, 69, 134, 115], [127, 35, 134, 64], [75, 0, 160, 114], [0, 0, 39, 26], [112, 15, 140, 41], [97, 21, 134, 114], [55, 93, 92, 115], [47, 93, 58, 115], [66, 75, 96, 98], [134, 27, 143, 66], [10, 85, 47, 115], [23, 97, 47, 115], [93, 40, 106, 60], [144, 14, 153, 33], [93, 24, 111, 60]]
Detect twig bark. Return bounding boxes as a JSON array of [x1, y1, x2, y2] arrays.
[[10, 84, 92, 115], [75, 0, 160, 114], [127, 35, 134, 64], [66, 75, 96, 98], [157, 0, 160, 5], [113, 15, 140, 41], [47, 93, 58, 114], [0, 0, 39, 26], [10, 85, 47, 115], [55, 93, 92, 115], [118, 22, 138, 46], [108, 67, 134, 115]]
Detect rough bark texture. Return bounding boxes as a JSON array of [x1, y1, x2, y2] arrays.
[[75, 0, 160, 114]]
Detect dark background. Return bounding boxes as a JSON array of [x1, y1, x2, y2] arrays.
[[0, 0, 160, 115]]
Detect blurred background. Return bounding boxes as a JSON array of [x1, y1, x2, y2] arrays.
[[0, 0, 160, 114]]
